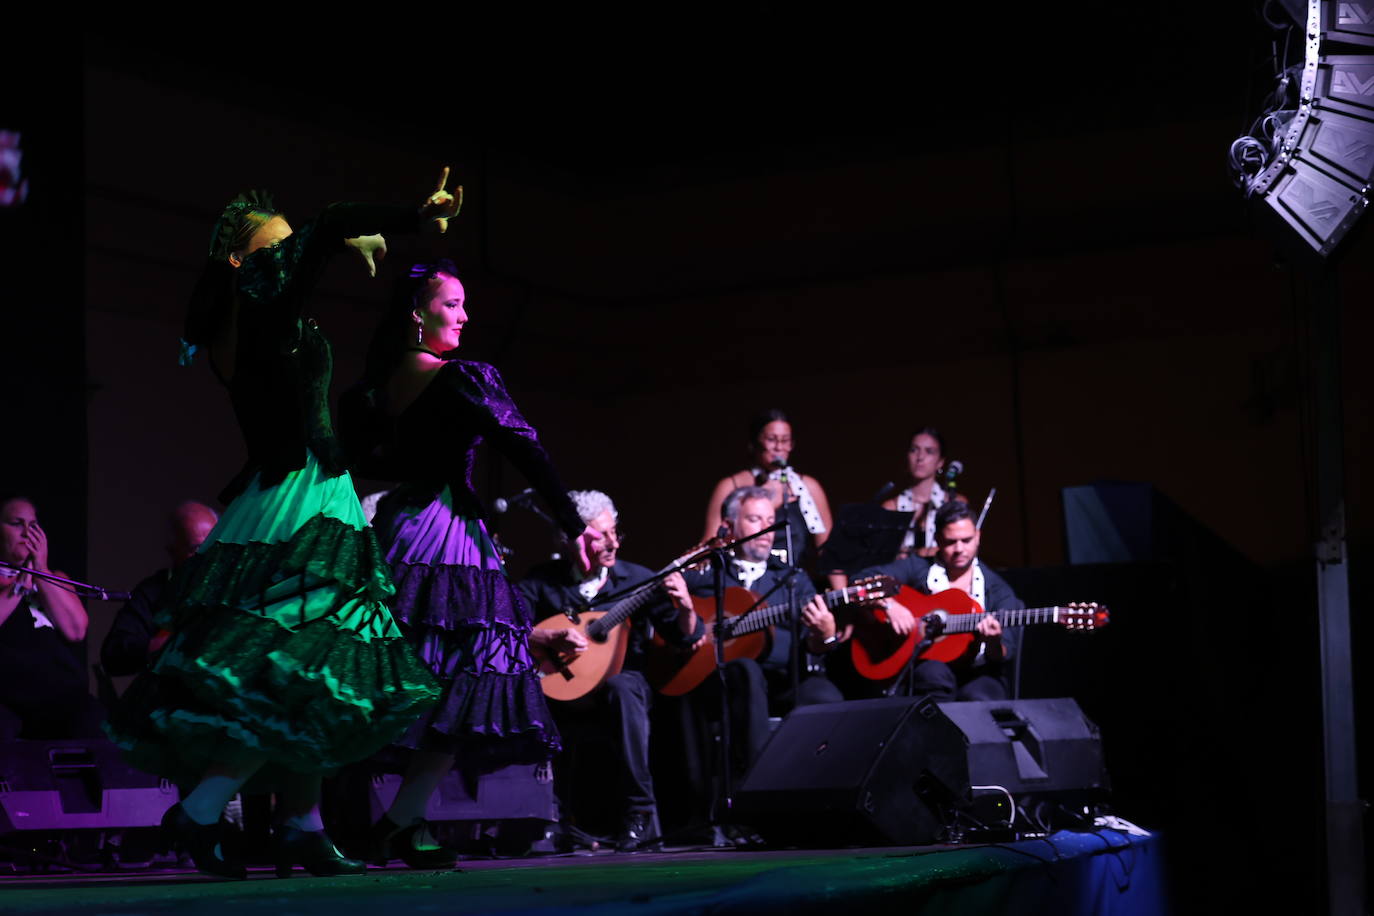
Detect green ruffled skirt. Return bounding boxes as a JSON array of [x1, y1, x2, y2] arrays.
[[109, 456, 439, 789]]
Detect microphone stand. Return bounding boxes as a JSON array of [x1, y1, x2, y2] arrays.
[[568, 530, 772, 613], [779, 475, 801, 715], [0, 560, 131, 602], [710, 536, 732, 837], [500, 494, 559, 531], [894, 619, 940, 697], [975, 488, 997, 530], [678, 522, 788, 847]]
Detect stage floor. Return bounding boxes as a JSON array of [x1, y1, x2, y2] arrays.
[[0, 829, 1166, 915]]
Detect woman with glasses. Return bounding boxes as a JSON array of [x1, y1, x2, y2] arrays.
[[700, 408, 833, 570]]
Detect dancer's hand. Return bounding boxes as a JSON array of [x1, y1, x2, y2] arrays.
[[419, 166, 462, 233], [345, 234, 387, 277], [573, 525, 601, 574]]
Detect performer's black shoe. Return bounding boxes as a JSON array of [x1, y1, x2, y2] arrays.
[[160, 803, 246, 880], [273, 826, 367, 878], [365, 816, 460, 870], [616, 811, 662, 853]]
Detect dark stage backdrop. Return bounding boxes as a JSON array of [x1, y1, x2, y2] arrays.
[[74, 26, 1371, 912], [79, 55, 1372, 670], [1, 52, 86, 584]]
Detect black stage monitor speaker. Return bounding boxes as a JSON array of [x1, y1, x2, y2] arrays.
[[0, 739, 173, 832], [935, 698, 1109, 800], [734, 697, 971, 847], [735, 697, 1109, 847]]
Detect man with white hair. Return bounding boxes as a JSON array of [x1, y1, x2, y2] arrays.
[[519, 489, 702, 852]]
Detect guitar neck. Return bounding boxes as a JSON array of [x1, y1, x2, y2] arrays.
[[939, 606, 1070, 633], [586, 555, 697, 639], [730, 585, 865, 638], [585, 583, 656, 638]]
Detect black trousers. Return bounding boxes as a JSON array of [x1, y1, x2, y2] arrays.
[[686, 659, 843, 793], [551, 670, 657, 822], [906, 659, 1009, 701]]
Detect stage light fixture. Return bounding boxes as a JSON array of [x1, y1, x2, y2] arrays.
[[1240, 2, 1374, 257]]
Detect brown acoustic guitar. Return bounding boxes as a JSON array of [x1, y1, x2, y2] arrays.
[[530, 544, 714, 702], [645, 575, 899, 696], [850, 587, 1109, 682]]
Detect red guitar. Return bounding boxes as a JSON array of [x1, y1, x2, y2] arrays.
[[850, 587, 1108, 681], [646, 575, 899, 696]]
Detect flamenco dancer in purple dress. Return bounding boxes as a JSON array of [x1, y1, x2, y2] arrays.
[[344, 260, 596, 868], [111, 176, 459, 879]]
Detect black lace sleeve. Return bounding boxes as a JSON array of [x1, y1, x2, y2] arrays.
[[237, 203, 421, 319], [442, 361, 586, 539], [312, 202, 422, 249]]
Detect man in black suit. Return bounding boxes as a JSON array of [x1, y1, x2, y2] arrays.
[[518, 490, 701, 852], [856, 499, 1022, 701], [681, 486, 846, 783]]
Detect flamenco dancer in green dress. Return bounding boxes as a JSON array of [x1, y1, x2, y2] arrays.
[[111, 172, 459, 879]]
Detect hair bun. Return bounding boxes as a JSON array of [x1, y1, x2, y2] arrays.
[[207, 189, 278, 260]]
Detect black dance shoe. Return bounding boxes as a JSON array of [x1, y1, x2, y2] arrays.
[[615, 810, 662, 853], [365, 816, 460, 870], [161, 803, 246, 879], [273, 826, 367, 878]]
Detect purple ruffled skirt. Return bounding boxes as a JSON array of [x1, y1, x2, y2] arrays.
[[373, 484, 559, 770]]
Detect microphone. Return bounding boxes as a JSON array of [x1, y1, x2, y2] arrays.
[[943, 460, 964, 485], [871, 481, 898, 503], [493, 488, 537, 514]]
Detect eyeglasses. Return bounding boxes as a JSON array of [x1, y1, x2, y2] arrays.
[[760, 436, 792, 446]]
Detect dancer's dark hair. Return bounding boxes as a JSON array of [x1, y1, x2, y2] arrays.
[[181, 190, 282, 373], [343, 260, 460, 470], [361, 259, 460, 389]]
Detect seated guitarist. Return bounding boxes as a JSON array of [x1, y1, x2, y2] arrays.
[[856, 499, 1022, 701], [682, 486, 847, 779], [518, 490, 702, 853]]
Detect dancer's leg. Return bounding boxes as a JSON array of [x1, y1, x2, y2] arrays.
[[386, 750, 454, 827], [274, 771, 325, 833], [181, 748, 268, 825]]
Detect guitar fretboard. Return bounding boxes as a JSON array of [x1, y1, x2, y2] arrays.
[[729, 583, 879, 638], [935, 606, 1075, 633], [586, 551, 704, 639]]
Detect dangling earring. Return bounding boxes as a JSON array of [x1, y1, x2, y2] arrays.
[[415, 320, 423, 346]]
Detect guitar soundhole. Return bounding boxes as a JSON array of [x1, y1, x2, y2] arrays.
[[590, 629, 608, 644]]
